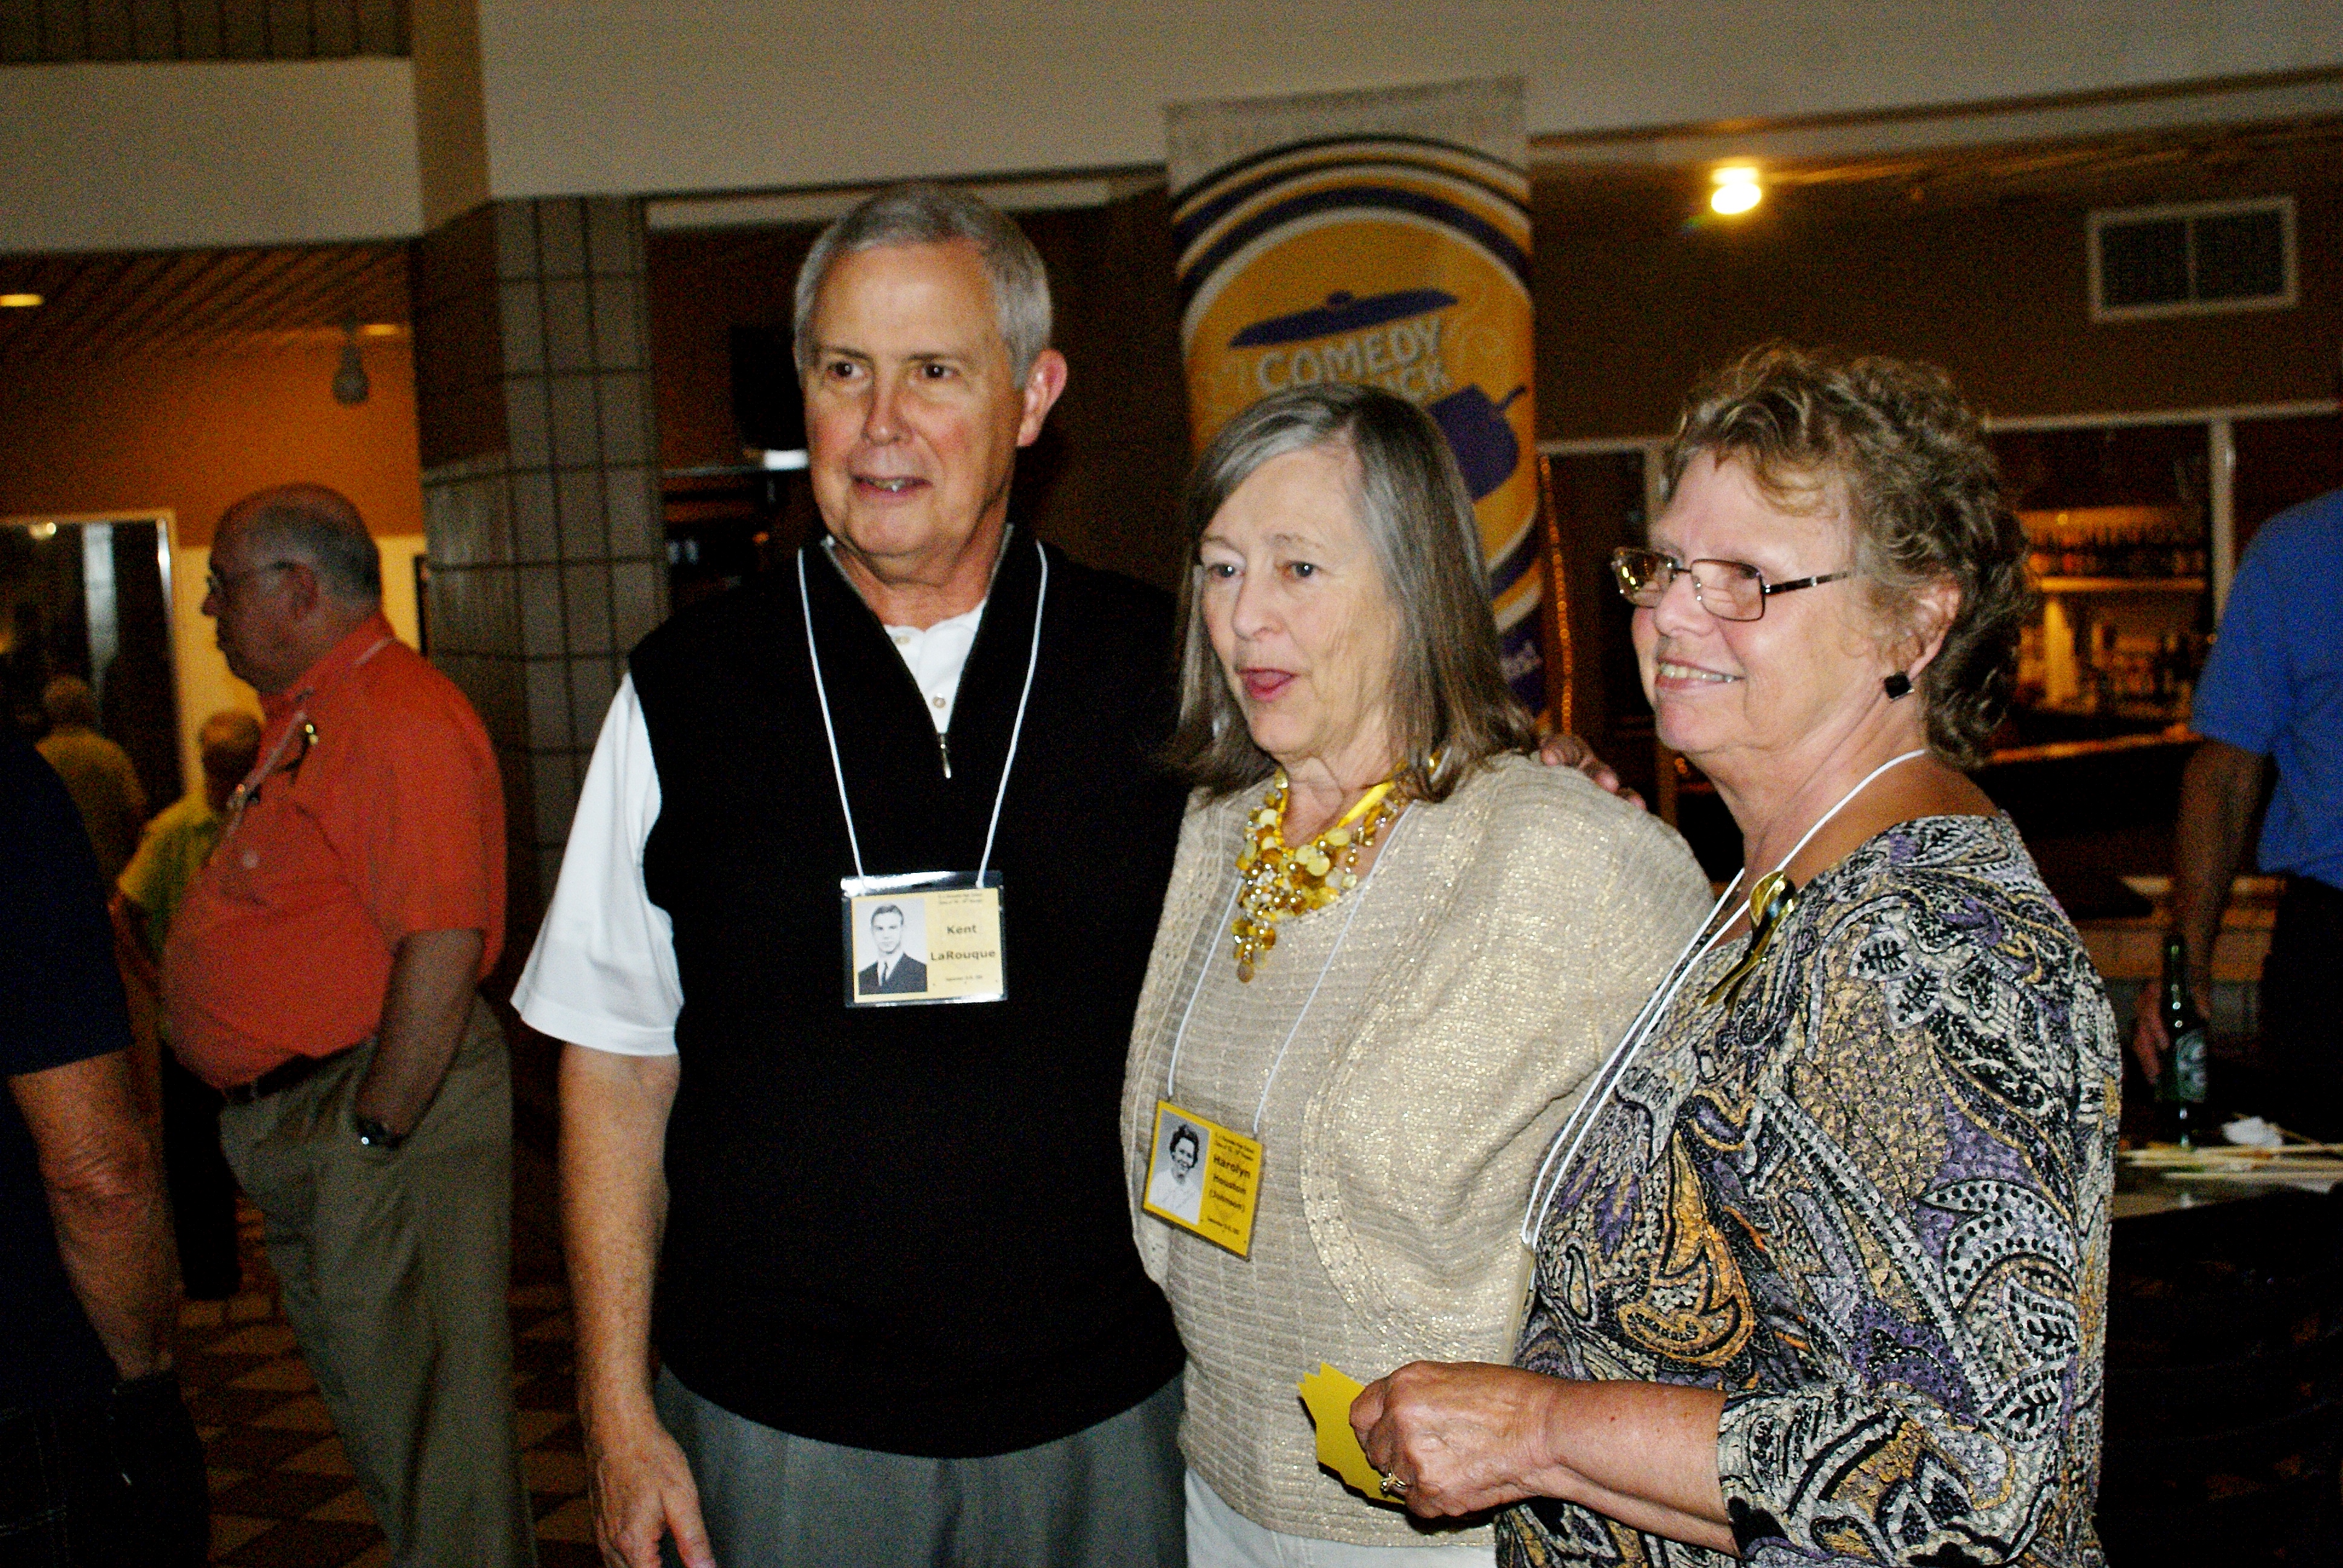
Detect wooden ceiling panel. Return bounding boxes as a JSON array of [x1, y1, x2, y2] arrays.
[[0, 243, 409, 364], [0, 0, 409, 62], [1535, 114, 2343, 212]]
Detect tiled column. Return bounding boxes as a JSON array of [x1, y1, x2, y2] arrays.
[[410, 196, 667, 987]]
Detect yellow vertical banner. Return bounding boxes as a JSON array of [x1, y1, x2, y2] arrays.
[[1167, 79, 1544, 707]]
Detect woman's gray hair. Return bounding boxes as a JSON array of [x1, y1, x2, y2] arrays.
[[793, 183, 1053, 381], [1661, 344, 2033, 768], [1164, 384, 1537, 802]]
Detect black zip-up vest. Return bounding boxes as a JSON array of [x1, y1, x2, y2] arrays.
[[629, 534, 1186, 1456]]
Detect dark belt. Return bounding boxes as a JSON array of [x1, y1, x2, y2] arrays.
[[221, 1045, 358, 1106]]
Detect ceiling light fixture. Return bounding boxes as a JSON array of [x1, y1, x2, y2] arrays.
[[333, 319, 371, 406], [359, 322, 401, 338], [0, 292, 42, 308], [1710, 166, 1762, 216]]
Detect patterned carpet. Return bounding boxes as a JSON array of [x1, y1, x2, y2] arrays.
[[180, 1145, 602, 1566]]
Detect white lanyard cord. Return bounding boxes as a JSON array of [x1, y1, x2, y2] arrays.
[[221, 635, 393, 843], [224, 710, 315, 840], [1162, 879, 1242, 1102], [1167, 803, 1416, 1139], [798, 541, 1047, 882], [1519, 746, 1928, 1244], [799, 550, 867, 879], [1516, 881, 1740, 1246], [980, 546, 1049, 878], [1244, 808, 1410, 1137]]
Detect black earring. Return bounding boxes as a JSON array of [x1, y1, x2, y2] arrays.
[[1883, 671, 1913, 700]]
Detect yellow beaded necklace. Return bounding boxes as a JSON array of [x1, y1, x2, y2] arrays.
[[1230, 769, 1403, 982]]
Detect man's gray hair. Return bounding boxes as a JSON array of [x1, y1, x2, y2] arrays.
[[228, 484, 382, 604], [41, 674, 99, 730], [793, 183, 1054, 381]]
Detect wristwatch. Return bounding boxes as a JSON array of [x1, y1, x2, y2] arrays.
[[353, 1110, 408, 1151]]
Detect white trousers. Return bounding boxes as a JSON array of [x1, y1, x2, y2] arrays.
[[1185, 1471, 1498, 1568]]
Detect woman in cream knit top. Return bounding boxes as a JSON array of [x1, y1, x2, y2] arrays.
[[1122, 384, 1709, 1563]]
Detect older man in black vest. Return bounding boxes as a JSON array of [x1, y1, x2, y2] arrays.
[[517, 185, 1188, 1567]]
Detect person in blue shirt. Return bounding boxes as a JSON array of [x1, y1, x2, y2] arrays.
[[2134, 486, 2343, 1139], [1, 727, 208, 1564]]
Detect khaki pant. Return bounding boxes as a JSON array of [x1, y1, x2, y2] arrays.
[[219, 999, 536, 1568]]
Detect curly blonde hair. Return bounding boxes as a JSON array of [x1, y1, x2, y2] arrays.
[[1662, 344, 2034, 768]]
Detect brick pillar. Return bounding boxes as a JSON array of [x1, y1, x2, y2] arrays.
[[410, 195, 667, 977]]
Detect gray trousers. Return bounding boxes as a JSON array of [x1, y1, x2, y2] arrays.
[[218, 1000, 536, 1568], [655, 1367, 1185, 1568]]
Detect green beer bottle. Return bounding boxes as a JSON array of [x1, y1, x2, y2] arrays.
[[2157, 932, 2209, 1147]]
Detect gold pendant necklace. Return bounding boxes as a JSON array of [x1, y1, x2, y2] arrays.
[[1230, 770, 1402, 982]]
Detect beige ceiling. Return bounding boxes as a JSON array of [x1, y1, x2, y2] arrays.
[[0, 243, 408, 362]]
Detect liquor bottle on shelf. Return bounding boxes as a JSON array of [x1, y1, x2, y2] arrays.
[[2156, 931, 2210, 1146]]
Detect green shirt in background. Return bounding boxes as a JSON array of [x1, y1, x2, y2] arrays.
[[119, 792, 224, 960]]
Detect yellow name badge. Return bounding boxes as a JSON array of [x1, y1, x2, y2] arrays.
[[1142, 1100, 1263, 1257], [840, 872, 1006, 1007]]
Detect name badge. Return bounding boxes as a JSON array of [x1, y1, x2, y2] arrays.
[[841, 871, 1004, 1007], [1142, 1100, 1263, 1258]]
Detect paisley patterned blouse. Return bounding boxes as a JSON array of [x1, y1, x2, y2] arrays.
[[1506, 815, 2120, 1568]]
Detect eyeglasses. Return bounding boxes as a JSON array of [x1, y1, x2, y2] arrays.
[[1608, 546, 1849, 622], [205, 561, 296, 600]]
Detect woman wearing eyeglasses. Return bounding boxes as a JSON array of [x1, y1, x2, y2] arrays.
[[1350, 345, 2120, 1568]]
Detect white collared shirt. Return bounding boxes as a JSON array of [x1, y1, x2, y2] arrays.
[[882, 602, 984, 734]]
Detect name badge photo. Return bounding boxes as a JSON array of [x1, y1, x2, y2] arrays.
[[841, 871, 1005, 1008], [1142, 1100, 1263, 1258]]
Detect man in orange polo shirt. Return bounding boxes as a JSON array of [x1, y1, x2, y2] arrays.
[[165, 485, 535, 1567]]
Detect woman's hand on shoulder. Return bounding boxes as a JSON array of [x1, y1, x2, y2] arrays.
[[1538, 733, 1645, 811], [1351, 1361, 1572, 1518]]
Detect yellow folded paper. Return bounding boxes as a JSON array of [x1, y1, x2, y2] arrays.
[[1297, 1362, 1398, 1505]]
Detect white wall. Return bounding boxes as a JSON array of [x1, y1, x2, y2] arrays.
[[2, 3, 2337, 255], [0, 59, 422, 253], [476, 0, 2343, 198], [411, 0, 491, 228]]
